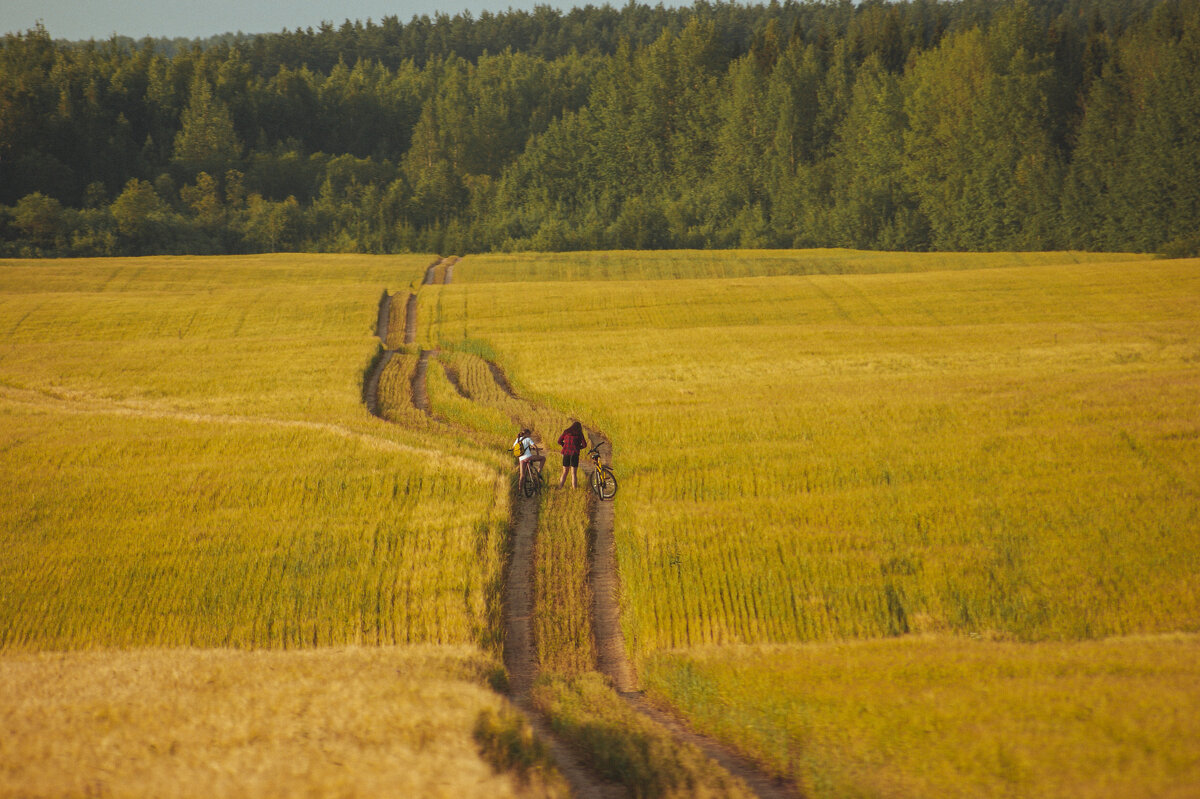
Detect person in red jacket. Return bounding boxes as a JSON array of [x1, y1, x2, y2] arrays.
[[557, 421, 589, 488]]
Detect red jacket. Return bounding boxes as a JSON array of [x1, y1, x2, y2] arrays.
[[558, 430, 586, 456]]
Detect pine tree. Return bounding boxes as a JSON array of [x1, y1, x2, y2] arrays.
[[172, 75, 243, 179]]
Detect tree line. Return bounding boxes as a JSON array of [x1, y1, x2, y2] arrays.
[[2, 0, 1198, 257]]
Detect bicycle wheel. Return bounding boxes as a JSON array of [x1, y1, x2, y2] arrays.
[[523, 464, 542, 497], [592, 466, 617, 500]]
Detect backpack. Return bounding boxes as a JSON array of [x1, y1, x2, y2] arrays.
[[511, 440, 522, 458]]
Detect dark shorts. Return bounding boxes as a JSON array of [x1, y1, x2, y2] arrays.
[[562, 453, 579, 468]]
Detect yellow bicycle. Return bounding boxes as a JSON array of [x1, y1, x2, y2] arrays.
[[587, 442, 617, 500]]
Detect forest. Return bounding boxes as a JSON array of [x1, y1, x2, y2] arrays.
[[1, 0, 1198, 257]]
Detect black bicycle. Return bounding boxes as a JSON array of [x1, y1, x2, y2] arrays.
[[521, 446, 544, 497], [587, 442, 618, 500]]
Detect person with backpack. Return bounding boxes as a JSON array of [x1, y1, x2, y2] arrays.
[[556, 421, 589, 489], [512, 428, 545, 493]]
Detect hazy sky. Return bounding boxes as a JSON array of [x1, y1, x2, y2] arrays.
[[3, 0, 594, 41]]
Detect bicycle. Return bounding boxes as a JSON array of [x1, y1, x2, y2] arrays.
[[587, 442, 618, 500], [520, 446, 544, 497]]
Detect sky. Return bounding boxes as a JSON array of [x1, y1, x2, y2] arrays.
[[2, 0, 597, 41]]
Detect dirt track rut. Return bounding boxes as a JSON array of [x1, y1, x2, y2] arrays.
[[503, 485, 538, 698], [411, 350, 432, 415], [582, 432, 637, 692], [366, 259, 798, 798], [580, 430, 799, 798], [403, 293, 418, 345]]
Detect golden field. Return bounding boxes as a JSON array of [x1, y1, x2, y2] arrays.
[[642, 635, 1200, 798], [0, 645, 562, 798], [420, 253, 1200, 650], [4, 249, 1200, 797], [0, 255, 507, 650], [0, 255, 546, 796], [415, 250, 1200, 797]]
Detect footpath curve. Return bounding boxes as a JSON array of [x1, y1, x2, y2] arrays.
[[365, 256, 798, 799], [366, 258, 625, 798]]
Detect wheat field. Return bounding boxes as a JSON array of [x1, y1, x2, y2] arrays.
[[4, 249, 1199, 797], [0, 254, 509, 650], [0, 645, 562, 799], [0, 254, 552, 796], [415, 250, 1200, 797], [421, 254, 1200, 650], [642, 635, 1200, 798]]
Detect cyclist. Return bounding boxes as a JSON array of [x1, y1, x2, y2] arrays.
[[557, 421, 589, 488], [512, 428, 545, 492]]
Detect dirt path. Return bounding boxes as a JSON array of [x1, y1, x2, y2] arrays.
[[375, 290, 391, 341], [364, 350, 394, 418], [503, 485, 538, 698], [369, 270, 623, 798], [581, 431, 637, 693], [403, 293, 418, 346], [490, 373, 629, 799], [422, 255, 459, 286], [412, 350, 432, 415], [364, 278, 797, 799], [623, 694, 800, 799], [422, 258, 439, 285], [521, 699, 631, 799]]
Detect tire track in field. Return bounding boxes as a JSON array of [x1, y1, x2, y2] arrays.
[[411, 350, 432, 415], [403, 293, 419, 345], [442, 362, 471, 399], [368, 261, 625, 799], [623, 694, 800, 799], [375, 289, 391, 341], [580, 429, 637, 693], [483, 346, 799, 799], [370, 265, 796, 798], [481, 362, 630, 798], [363, 349, 394, 417], [407, 256, 456, 417], [474, 360, 545, 699], [578, 427, 800, 799]]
